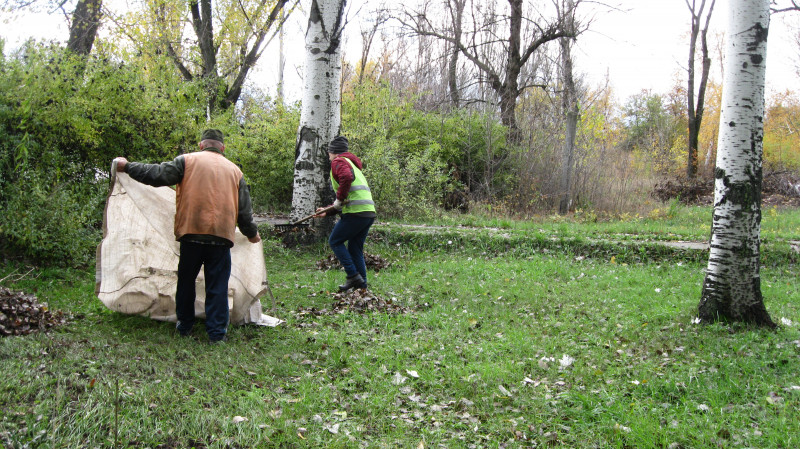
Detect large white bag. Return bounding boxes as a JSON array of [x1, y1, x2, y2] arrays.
[[95, 168, 282, 327]]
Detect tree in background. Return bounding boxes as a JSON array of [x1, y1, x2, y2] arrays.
[[67, 0, 103, 55], [131, 0, 295, 116], [557, 0, 578, 215], [763, 91, 800, 170], [621, 91, 683, 174], [399, 0, 580, 142], [698, 0, 774, 327], [686, 0, 716, 180], [291, 0, 346, 232]]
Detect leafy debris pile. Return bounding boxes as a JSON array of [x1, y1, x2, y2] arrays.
[[0, 287, 68, 337], [295, 289, 411, 317], [316, 253, 391, 272], [652, 178, 713, 204], [653, 171, 800, 207]]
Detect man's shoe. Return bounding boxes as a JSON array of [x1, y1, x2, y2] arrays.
[[209, 335, 228, 345], [339, 273, 366, 292], [176, 322, 191, 337]]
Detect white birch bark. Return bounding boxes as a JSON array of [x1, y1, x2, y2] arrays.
[[698, 0, 774, 326], [291, 0, 346, 222]]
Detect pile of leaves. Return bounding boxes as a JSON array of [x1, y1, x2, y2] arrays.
[[0, 287, 68, 336], [295, 289, 411, 317], [652, 178, 713, 204], [315, 253, 392, 272], [653, 171, 800, 206]]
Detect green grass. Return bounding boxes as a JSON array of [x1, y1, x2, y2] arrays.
[[2, 209, 800, 448], [410, 203, 800, 242]]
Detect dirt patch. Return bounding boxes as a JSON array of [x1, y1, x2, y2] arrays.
[[0, 287, 69, 337], [316, 253, 392, 272], [294, 289, 412, 317], [653, 171, 800, 207]]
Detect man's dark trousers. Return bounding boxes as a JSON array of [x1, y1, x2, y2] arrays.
[[175, 241, 231, 341], [329, 215, 374, 283]]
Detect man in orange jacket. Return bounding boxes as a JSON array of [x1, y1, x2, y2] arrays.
[[115, 129, 260, 343]]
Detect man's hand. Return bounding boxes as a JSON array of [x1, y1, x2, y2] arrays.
[[314, 206, 330, 218], [248, 233, 261, 243], [333, 199, 344, 210], [114, 157, 129, 172]]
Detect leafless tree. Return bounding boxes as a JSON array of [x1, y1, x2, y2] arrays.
[[686, 0, 716, 180], [155, 0, 296, 115], [558, 0, 578, 214], [398, 0, 581, 142], [446, 0, 466, 107], [770, 0, 800, 12], [357, 6, 390, 84]]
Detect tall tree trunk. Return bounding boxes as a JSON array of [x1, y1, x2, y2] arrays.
[[686, 0, 715, 180], [189, 0, 220, 116], [447, 0, 465, 107], [290, 0, 346, 238], [67, 0, 103, 56], [697, 0, 774, 327], [558, 3, 578, 215], [278, 8, 286, 105]]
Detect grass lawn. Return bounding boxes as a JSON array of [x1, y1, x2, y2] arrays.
[[1, 207, 799, 448]]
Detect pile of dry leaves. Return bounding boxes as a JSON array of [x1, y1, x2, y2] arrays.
[[653, 171, 800, 207], [315, 253, 392, 272], [0, 287, 68, 337], [295, 288, 411, 317]]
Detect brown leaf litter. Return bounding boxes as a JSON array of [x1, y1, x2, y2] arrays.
[[0, 287, 68, 337], [315, 253, 392, 272], [295, 288, 411, 317]]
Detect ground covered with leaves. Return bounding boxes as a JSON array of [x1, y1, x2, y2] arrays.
[[1, 209, 800, 448], [653, 171, 800, 207], [0, 286, 68, 337]]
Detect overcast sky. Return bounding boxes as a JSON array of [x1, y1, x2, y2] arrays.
[[2, 0, 798, 103]]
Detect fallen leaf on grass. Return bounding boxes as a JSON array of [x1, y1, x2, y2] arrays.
[[232, 416, 248, 424], [766, 392, 784, 404], [406, 369, 420, 378], [498, 384, 512, 397], [613, 423, 631, 433]]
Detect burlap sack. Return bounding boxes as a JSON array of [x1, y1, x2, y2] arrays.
[[95, 167, 282, 327]]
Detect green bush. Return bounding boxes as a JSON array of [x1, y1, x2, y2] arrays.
[[342, 82, 508, 217], [209, 97, 300, 213], [0, 43, 205, 266]]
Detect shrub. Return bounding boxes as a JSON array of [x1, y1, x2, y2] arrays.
[[0, 43, 204, 266]]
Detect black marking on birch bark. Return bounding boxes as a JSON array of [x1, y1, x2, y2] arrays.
[[295, 126, 318, 161], [746, 22, 768, 52]]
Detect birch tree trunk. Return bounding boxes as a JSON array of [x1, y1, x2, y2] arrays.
[[697, 0, 774, 327], [290, 0, 346, 233]]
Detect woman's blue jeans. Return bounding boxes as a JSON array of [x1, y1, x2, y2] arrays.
[[175, 241, 231, 341], [329, 215, 375, 283]]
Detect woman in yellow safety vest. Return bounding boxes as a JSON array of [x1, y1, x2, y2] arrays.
[[315, 136, 377, 291]]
